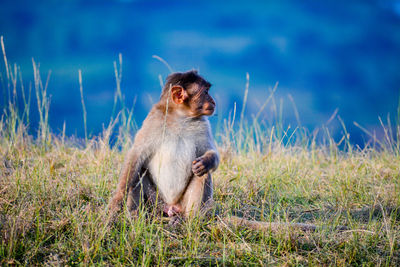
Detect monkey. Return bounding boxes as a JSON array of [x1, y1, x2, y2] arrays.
[[109, 70, 218, 220], [108, 70, 329, 232]]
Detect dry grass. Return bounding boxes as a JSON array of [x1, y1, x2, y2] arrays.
[[1, 134, 399, 265]]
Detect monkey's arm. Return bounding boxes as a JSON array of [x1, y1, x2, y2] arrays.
[[192, 122, 219, 176], [108, 147, 147, 213]]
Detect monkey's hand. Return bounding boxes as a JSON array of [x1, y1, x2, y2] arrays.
[[192, 156, 212, 176]]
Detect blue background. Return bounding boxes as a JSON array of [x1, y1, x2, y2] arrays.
[[1, 0, 400, 144]]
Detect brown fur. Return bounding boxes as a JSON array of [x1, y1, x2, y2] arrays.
[[109, 70, 218, 219]]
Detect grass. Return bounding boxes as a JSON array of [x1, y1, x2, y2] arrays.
[[1, 36, 400, 265]]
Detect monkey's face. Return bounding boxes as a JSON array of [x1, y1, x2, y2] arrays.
[[186, 83, 216, 117], [169, 76, 215, 118]]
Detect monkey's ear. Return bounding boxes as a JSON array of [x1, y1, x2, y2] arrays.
[[171, 85, 188, 104]]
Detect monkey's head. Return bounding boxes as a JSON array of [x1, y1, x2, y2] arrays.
[[161, 70, 216, 118]]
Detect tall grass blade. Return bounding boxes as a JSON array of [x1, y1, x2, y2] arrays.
[[32, 59, 51, 147], [238, 72, 249, 150], [152, 55, 174, 73], [78, 69, 88, 145]]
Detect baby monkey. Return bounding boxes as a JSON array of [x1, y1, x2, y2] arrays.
[[109, 70, 219, 219], [109, 70, 322, 232]]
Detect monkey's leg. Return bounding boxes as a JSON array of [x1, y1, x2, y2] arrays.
[[126, 172, 151, 213], [141, 173, 167, 214], [180, 173, 210, 218], [126, 177, 145, 215], [127, 172, 167, 215], [201, 173, 214, 214]]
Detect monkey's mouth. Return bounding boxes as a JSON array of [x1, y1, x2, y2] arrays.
[[203, 107, 215, 115]]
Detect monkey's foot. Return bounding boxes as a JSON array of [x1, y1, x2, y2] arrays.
[[164, 204, 182, 217]]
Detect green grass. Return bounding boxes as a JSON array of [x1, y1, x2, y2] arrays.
[[1, 36, 400, 265]]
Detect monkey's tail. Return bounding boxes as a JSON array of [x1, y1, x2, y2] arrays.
[[222, 215, 317, 232]]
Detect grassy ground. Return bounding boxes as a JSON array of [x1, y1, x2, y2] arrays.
[[1, 38, 400, 265]]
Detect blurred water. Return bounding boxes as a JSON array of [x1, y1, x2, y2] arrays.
[[1, 0, 400, 144]]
